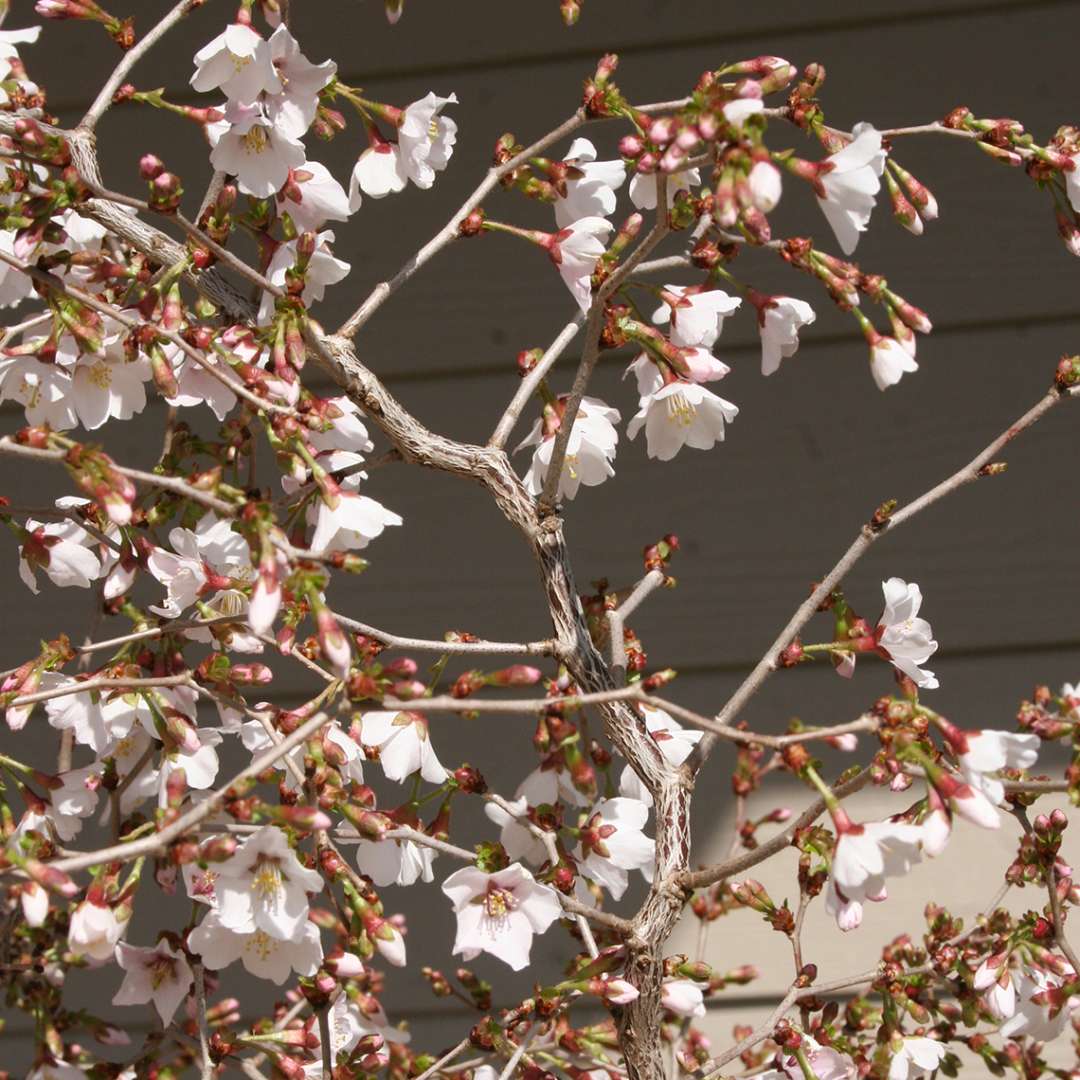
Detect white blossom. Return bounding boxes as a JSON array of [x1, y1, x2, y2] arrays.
[[208, 101, 306, 199], [974, 954, 1016, 1019], [630, 166, 700, 210], [651, 286, 741, 350], [359, 710, 447, 784], [759, 297, 816, 376], [747, 159, 783, 212], [876, 577, 939, 689], [18, 512, 102, 594], [517, 397, 620, 501], [397, 91, 458, 189], [68, 900, 129, 961], [188, 910, 322, 983], [826, 818, 923, 931], [349, 143, 407, 208], [954, 729, 1039, 806], [551, 216, 613, 313], [308, 489, 403, 554], [816, 123, 887, 255], [191, 23, 281, 103], [354, 835, 436, 887], [112, 940, 193, 1025], [999, 966, 1078, 1041], [554, 137, 625, 227], [887, 1037, 947, 1080], [441, 862, 561, 971], [265, 25, 335, 139], [576, 797, 655, 900], [212, 825, 323, 941], [258, 230, 351, 323], [626, 379, 738, 461], [278, 161, 351, 232], [870, 335, 919, 391]]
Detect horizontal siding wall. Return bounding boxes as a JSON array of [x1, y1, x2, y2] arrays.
[[3, 0, 1080, 1073]]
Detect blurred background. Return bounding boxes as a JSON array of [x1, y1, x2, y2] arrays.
[[3, 0, 1080, 1074]]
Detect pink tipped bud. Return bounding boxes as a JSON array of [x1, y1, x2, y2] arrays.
[[619, 134, 644, 159], [316, 608, 351, 678], [139, 154, 165, 180], [24, 858, 80, 898], [490, 665, 542, 687]]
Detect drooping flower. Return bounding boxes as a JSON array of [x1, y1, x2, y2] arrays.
[[999, 965, 1078, 1041], [876, 578, 939, 689], [747, 159, 783, 212], [211, 825, 323, 942], [277, 161, 351, 233], [826, 816, 924, 931], [354, 835, 436, 888], [359, 711, 447, 785], [516, 396, 620, 501], [943, 726, 1040, 806], [308, 489, 403, 554], [484, 795, 550, 865], [18, 513, 102, 595], [626, 379, 738, 461], [869, 334, 919, 391], [576, 797, 655, 900], [549, 216, 613, 312], [441, 862, 562, 971], [974, 952, 1017, 1019], [191, 23, 281, 103], [651, 285, 741, 350], [887, 1037, 947, 1080], [554, 138, 626, 227], [349, 141, 407, 208], [397, 91, 458, 189], [188, 910, 323, 984], [756, 295, 817, 376], [112, 940, 193, 1025], [816, 122, 887, 255], [68, 899, 130, 961]]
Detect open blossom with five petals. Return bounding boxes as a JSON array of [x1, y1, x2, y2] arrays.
[[887, 1037, 947, 1080], [191, 23, 281, 103], [147, 514, 251, 617], [876, 577, 939, 689], [211, 825, 323, 941], [517, 396, 620, 501], [549, 216, 613, 312], [112, 940, 193, 1025], [627, 378, 738, 461], [755, 295, 817, 376], [825, 814, 924, 931], [576, 797, 655, 900], [207, 101, 305, 198], [441, 862, 562, 970], [554, 137, 626, 227], [188, 910, 323, 983], [651, 285, 741, 350], [816, 122, 887, 254], [359, 710, 448, 784]]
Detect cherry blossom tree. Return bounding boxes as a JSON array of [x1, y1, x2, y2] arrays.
[[1, 2, 1080, 1079]]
